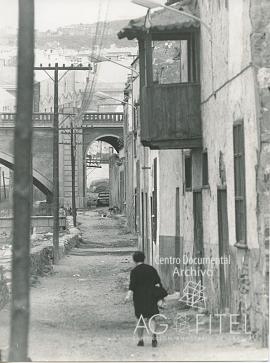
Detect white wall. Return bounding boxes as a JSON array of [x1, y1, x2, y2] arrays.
[[196, 0, 259, 250]]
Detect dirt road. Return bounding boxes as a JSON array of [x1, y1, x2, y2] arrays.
[[0, 210, 268, 361]]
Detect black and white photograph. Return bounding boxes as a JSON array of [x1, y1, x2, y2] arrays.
[[0, 0, 269, 361]]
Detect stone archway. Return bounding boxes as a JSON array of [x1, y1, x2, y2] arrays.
[[82, 128, 123, 157], [97, 136, 123, 153], [84, 134, 122, 157], [83, 134, 123, 202]]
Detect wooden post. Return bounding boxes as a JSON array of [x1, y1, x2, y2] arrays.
[[53, 63, 59, 263], [8, 1, 34, 361], [138, 39, 146, 94], [144, 33, 153, 87]]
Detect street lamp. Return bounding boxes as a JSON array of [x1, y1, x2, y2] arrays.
[[92, 54, 139, 76], [96, 91, 137, 109], [131, 0, 211, 34]]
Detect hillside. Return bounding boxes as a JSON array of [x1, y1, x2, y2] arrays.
[[0, 19, 136, 50]]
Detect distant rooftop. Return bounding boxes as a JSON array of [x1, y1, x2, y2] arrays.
[[118, 5, 200, 40]]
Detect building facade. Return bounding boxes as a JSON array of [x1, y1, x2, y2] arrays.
[[118, 0, 269, 345]]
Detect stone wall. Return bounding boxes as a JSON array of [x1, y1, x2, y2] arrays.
[[0, 216, 66, 235], [250, 0, 270, 346], [30, 231, 79, 277]]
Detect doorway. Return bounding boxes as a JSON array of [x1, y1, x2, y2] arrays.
[[217, 187, 230, 311], [141, 191, 145, 253], [193, 190, 204, 284]]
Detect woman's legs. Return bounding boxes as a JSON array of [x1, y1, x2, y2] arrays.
[[149, 317, 158, 347], [136, 317, 145, 346], [137, 325, 144, 340], [135, 316, 158, 347]]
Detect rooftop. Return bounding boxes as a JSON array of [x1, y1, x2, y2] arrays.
[[118, 5, 200, 40]]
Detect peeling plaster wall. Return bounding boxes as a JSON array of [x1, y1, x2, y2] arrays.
[[158, 150, 182, 291], [178, 0, 270, 343], [250, 0, 270, 346]]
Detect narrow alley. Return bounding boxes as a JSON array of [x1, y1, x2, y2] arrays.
[[0, 210, 267, 361]]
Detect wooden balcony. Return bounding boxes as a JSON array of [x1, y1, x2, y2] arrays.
[[141, 82, 202, 149]]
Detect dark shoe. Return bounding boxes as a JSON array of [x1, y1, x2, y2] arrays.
[[137, 339, 144, 346], [152, 338, 158, 348]]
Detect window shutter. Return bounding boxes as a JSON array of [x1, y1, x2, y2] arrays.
[[185, 153, 192, 190], [202, 151, 209, 186], [233, 121, 247, 245]]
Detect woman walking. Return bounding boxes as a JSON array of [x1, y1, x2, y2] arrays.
[[125, 251, 166, 347]]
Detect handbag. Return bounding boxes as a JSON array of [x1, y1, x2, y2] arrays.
[[152, 285, 168, 301]]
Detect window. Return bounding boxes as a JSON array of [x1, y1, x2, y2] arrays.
[[185, 153, 192, 190], [152, 40, 188, 84], [202, 151, 209, 186], [233, 121, 246, 246], [133, 133, 137, 159]]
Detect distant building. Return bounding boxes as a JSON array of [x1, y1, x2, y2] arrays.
[[0, 87, 15, 112], [102, 45, 138, 61]]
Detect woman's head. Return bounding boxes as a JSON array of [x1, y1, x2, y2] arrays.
[[132, 251, 145, 264]]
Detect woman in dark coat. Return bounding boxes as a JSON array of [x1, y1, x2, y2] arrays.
[[124, 251, 163, 347]]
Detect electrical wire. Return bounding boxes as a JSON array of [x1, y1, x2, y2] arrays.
[[81, 0, 111, 113], [73, 0, 111, 125]]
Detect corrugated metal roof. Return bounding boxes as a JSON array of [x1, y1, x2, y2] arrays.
[[118, 6, 200, 40]]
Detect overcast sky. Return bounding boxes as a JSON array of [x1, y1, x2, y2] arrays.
[[0, 0, 148, 31]]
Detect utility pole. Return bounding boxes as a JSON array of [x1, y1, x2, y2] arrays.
[[53, 63, 59, 262], [70, 122, 77, 226], [34, 64, 91, 262], [9, 0, 34, 361]]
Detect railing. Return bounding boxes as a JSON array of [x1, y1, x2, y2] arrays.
[[0, 113, 54, 122], [141, 82, 202, 149], [32, 113, 53, 121], [0, 113, 15, 121], [83, 112, 123, 123], [0, 112, 124, 124]]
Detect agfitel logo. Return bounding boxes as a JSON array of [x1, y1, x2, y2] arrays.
[[178, 281, 206, 309], [134, 282, 250, 337]]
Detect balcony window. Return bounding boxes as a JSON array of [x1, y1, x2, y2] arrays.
[[152, 40, 188, 84], [118, 6, 202, 149]]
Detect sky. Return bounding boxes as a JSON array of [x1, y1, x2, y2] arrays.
[[0, 0, 147, 31]]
